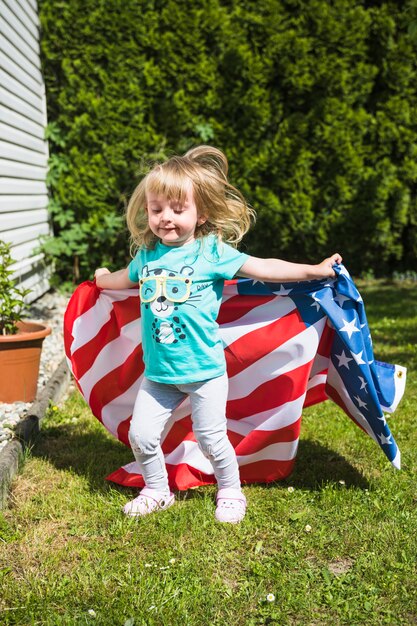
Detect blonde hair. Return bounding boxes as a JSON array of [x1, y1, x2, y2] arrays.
[[126, 145, 255, 252]]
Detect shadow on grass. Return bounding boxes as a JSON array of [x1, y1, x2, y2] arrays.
[[32, 420, 369, 496], [32, 420, 133, 494], [285, 438, 369, 490]]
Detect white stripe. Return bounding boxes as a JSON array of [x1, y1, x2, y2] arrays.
[[310, 354, 330, 377], [100, 375, 321, 442], [78, 319, 141, 402], [237, 440, 299, 465], [382, 365, 407, 413], [220, 296, 296, 347], [100, 380, 192, 441], [163, 398, 191, 427], [227, 317, 325, 401], [307, 373, 327, 390], [100, 375, 143, 438], [165, 441, 213, 473], [227, 396, 305, 436], [391, 449, 401, 470], [222, 282, 240, 298], [70, 289, 136, 354], [65, 355, 73, 376], [120, 437, 299, 477], [166, 439, 298, 468], [326, 361, 377, 442]]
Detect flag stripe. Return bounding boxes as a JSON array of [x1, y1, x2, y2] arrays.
[[71, 299, 140, 380], [225, 307, 307, 378]]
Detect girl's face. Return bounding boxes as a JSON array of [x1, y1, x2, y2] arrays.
[[146, 183, 206, 247]]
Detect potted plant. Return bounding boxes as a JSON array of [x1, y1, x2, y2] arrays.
[[0, 239, 51, 403]]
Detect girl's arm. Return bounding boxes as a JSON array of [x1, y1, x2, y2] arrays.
[[237, 253, 342, 282], [94, 267, 138, 289]]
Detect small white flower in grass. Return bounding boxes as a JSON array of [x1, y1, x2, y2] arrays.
[[159, 566, 169, 570], [148, 605, 156, 611], [304, 524, 312, 533], [287, 486, 294, 493], [339, 480, 346, 486], [88, 609, 96, 618], [144, 563, 152, 568], [266, 593, 275, 602], [169, 558, 176, 564]]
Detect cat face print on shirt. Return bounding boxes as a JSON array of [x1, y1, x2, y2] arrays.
[[140, 264, 205, 344]]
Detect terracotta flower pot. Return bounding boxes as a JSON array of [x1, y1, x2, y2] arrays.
[[0, 320, 51, 403]]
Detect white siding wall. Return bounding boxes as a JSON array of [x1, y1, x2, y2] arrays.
[[0, 0, 52, 302]]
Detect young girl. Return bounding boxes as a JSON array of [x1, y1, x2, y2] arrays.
[[95, 145, 342, 524]]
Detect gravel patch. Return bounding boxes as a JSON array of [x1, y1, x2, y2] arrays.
[[0, 290, 70, 452]]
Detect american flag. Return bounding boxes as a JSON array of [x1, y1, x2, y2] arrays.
[[64, 265, 406, 490]]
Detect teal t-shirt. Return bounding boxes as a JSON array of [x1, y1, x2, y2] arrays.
[[128, 235, 249, 384]]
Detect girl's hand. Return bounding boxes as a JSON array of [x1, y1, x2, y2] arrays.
[[94, 267, 138, 290], [316, 253, 343, 278], [94, 267, 111, 279]]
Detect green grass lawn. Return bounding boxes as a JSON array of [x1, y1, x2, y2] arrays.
[[1, 280, 416, 626]]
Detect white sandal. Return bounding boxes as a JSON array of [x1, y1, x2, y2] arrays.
[[123, 487, 175, 517], [215, 488, 247, 524]]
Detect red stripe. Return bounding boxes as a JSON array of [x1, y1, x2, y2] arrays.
[[89, 345, 144, 418], [106, 467, 144, 488], [227, 360, 313, 419], [217, 293, 276, 325], [240, 459, 296, 484], [304, 382, 328, 407], [64, 281, 100, 358], [117, 417, 132, 447], [317, 323, 335, 356], [71, 296, 140, 380], [161, 418, 300, 457], [225, 308, 307, 378], [234, 420, 301, 455], [106, 458, 296, 490], [161, 416, 194, 453]]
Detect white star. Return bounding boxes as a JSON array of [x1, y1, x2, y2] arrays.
[[351, 351, 366, 365], [251, 278, 265, 286], [273, 284, 292, 296], [378, 433, 392, 446], [338, 266, 351, 278], [354, 395, 368, 409], [334, 293, 350, 308], [377, 414, 387, 426], [339, 318, 360, 339], [358, 376, 368, 391], [335, 350, 354, 369], [311, 292, 321, 311]]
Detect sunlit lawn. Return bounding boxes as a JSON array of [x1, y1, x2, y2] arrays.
[[0, 280, 416, 625]]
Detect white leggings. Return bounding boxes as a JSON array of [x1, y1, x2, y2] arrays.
[[128, 372, 241, 494]]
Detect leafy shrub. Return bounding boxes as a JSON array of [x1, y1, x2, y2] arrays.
[[39, 0, 417, 280], [0, 241, 30, 335]]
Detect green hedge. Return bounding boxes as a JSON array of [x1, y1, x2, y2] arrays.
[[39, 0, 417, 281]]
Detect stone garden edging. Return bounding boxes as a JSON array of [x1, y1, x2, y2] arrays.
[[0, 358, 71, 509]]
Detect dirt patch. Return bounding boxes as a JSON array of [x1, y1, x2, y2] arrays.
[[327, 557, 354, 576]]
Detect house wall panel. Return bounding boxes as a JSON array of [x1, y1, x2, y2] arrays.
[[0, 0, 51, 303]]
